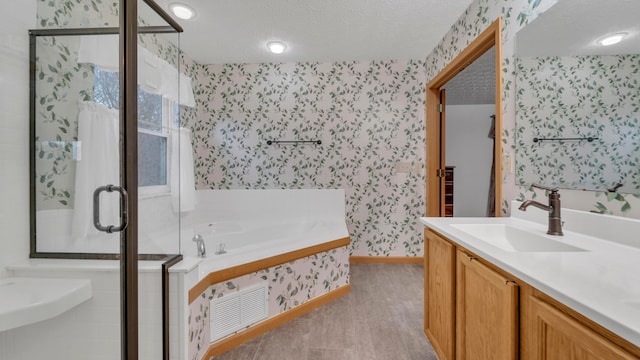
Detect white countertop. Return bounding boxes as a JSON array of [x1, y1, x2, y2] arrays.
[[420, 202, 640, 348], [0, 277, 92, 332]]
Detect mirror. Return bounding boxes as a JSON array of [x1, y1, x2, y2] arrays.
[[514, 0, 640, 194]]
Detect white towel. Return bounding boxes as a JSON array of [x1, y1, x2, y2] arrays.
[[72, 101, 120, 239], [171, 127, 197, 212]]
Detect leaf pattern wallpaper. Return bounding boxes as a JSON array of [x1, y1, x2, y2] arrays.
[[188, 246, 350, 360], [515, 55, 640, 193], [34, 1, 119, 210], [185, 61, 428, 257], [34, 36, 93, 210]]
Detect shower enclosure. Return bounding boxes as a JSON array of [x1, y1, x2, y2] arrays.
[[1, 0, 187, 359], [30, 1, 184, 259]]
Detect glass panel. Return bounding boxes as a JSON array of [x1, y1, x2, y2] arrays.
[[34, 34, 121, 254], [31, 30, 182, 257], [137, 3, 181, 359], [136, 10, 181, 256]]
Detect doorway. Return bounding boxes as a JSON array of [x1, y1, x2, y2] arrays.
[[425, 18, 503, 217], [442, 48, 496, 217]]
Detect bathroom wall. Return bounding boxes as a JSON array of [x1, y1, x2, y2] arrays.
[[188, 60, 427, 256], [446, 104, 495, 217], [0, 0, 35, 277], [426, 0, 640, 219]]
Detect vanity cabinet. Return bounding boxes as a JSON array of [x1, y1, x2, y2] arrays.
[[456, 250, 518, 360], [524, 295, 637, 360], [424, 228, 640, 360], [424, 230, 456, 359]]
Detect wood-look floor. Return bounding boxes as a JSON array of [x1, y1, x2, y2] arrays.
[[212, 263, 438, 360]]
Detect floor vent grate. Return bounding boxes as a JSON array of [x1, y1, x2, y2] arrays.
[[209, 282, 268, 342]]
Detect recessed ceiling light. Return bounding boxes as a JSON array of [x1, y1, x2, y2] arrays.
[[598, 32, 627, 46], [267, 41, 287, 54], [169, 3, 195, 20]]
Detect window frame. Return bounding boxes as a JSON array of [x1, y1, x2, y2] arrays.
[[92, 66, 177, 197]]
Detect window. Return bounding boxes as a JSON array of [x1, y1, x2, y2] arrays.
[[93, 66, 177, 195]]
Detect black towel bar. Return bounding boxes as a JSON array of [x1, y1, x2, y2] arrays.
[[533, 137, 598, 143], [266, 140, 322, 145]]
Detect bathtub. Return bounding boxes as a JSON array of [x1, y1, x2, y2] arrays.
[[178, 189, 350, 278], [185, 220, 348, 276], [171, 189, 351, 360]]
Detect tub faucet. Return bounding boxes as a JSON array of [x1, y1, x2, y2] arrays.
[[192, 234, 206, 258], [519, 184, 563, 236]]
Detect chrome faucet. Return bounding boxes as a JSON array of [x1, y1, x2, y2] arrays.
[[192, 234, 206, 258], [519, 184, 563, 236]]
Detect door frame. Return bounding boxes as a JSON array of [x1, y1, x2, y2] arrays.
[[121, 0, 139, 358], [121, 2, 183, 359], [425, 18, 503, 217]]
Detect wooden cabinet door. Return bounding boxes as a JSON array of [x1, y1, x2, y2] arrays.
[[456, 250, 518, 360], [425, 230, 456, 360], [528, 296, 636, 360]]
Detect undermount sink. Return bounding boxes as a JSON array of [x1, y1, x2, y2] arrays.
[[450, 223, 587, 252]]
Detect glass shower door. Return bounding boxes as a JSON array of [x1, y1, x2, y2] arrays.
[[25, 9, 129, 360], [30, 25, 130, 359], [23, 0, 183, 359]]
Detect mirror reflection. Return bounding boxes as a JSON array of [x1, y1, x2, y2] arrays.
[[515, 0, 640, 194]]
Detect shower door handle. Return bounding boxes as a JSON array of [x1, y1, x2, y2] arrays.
[[93, 185, 129, 233]]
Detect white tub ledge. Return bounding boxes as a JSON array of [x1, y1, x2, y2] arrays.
[[0, 277, 92, 332]]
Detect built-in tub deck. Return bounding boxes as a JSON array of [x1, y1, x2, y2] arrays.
[[176, 189, 351, 360]]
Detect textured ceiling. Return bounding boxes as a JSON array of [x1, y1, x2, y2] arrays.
[[156, 0, 474, 64], [517, 0, 640, 56], [442, 47, 495, 105]]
